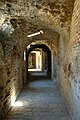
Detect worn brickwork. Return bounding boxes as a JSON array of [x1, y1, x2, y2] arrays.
[[58, 0, 80, 120], [0, 41, 24, 119], [68, 0, 80, 119]]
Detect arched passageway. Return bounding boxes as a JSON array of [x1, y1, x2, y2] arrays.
[[23, 41, 58, 84], [3, 41, 71, 120], [27, 44, 52, 82], [1, 0, 80, 120]]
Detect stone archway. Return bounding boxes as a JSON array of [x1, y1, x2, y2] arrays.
[[23, 40, 58, 84]]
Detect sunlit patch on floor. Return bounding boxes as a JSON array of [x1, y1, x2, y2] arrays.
[[11, 101, 23, 107]]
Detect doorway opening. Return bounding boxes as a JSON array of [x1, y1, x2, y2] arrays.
[[24, 44, 52, 82]]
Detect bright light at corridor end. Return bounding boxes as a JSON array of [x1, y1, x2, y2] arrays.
[[27, 30, 43, 37]]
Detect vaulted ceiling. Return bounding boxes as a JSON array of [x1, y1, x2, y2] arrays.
[[0, 0, 75, 47]]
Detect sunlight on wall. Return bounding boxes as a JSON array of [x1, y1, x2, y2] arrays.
[[11, 92, 23, 107], [24, 50, 26, 61], [11, 91, 30, 107], [0, 20, 14, 35], [11, 91, 16, 106], [36, 51, 42, 69], [11, 90, 23, 107], [0, 14, 5, 26], [28, 50, 42, 71], [27, 30, 43, 37]]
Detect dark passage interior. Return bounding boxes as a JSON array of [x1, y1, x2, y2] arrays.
[[27, 44, 51, 82]]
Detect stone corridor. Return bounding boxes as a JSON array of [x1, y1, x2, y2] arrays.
[[1, 0, 80, 119], [4, 78, 71, 120]]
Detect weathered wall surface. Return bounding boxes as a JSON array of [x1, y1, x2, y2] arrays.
[[0, 35, 24, 119], [58, 0, 80, 120]]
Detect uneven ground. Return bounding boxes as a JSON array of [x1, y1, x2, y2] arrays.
[[4, 72, 71, 120]]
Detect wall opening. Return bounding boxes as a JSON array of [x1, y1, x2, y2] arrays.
[[23, 43, 53, 83]]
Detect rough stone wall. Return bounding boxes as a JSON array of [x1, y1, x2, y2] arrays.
[[58, 0, 80, 120], [0, 39, 24, 119], [67, 0, 80, 119]]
